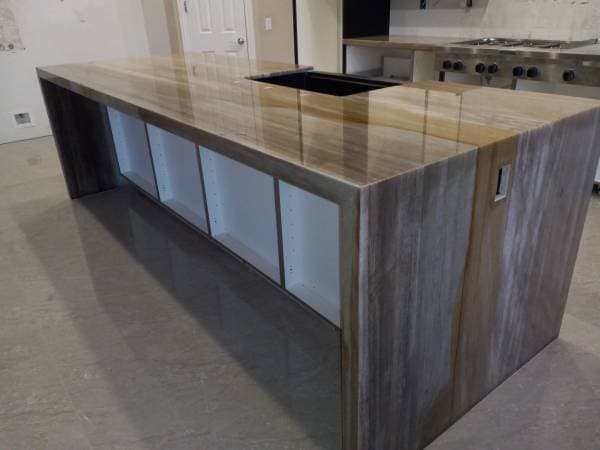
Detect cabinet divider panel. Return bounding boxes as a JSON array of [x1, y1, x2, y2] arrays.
[[107, 107, 158, 198], [147, 124, 208, 232]]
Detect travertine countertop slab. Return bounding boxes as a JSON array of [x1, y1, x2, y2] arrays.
[[37, 53, 600, 188], [343, 35, 455, 51]]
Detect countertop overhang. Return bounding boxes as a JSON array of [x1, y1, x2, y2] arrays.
[[38, 53, 600, 189]]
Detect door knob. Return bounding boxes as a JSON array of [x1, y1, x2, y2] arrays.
[[237, 37, 245, 45]]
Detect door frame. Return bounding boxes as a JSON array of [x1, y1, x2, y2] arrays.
[[176, 0, 257, 59], [292, 0, 299, 64]]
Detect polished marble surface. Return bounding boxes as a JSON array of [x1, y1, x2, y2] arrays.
[[2, 136, 600, 449], [428, 193, 600, 450], [37, 54, 600, 188]]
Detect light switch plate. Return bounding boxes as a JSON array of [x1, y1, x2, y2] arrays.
[[264, 17, 272, 31]]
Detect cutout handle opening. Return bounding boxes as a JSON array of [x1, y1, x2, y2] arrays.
[[495, 164, 511, 202]]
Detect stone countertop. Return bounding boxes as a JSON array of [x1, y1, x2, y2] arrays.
[[343, 35, 455, 51], [37, 53, 600, 189], [344, 34, 600, 61]]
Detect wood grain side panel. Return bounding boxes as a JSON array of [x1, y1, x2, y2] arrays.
[[450, 138, 517, 416], [39, 78, 122, 198], [453, 108, 600, 418], [358, 151, 477, 450], [341, 192, 361, 450]]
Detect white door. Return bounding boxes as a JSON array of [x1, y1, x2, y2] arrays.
[[179, 0, 251, 57]]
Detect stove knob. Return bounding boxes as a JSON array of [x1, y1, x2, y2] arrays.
[[475, 63, 487, 73], [488, 63, 500, 74], [453, 61, 464, 71], [527, 67, 540, 78], [512, 66, 525, 77], [442, 60, 453, 70], [563, 69, 576, 82]]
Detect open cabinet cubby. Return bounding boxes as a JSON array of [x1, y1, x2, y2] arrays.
[[107, 107, 158, 198], [279, 181, 341, 326], [146, 124, 208, 232], [346, 46, 414, 83], [200, 147, 281, 283]]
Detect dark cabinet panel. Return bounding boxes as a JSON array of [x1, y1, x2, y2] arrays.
[[343, 0, 391, 38]]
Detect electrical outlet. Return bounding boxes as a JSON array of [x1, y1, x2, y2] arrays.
[[12, 111, 35, 128], [264, 17, 272, 31]]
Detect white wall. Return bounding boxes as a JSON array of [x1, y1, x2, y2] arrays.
[[0, 0, 152, 144], [296, 0, 341, 72], [390, 0, 600, 41], [252, 0, 295, 63], [141, 0, 173, 56]]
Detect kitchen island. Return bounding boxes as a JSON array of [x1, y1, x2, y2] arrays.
[[38, 54, 600, 450]]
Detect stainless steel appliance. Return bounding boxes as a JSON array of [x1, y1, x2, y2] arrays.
[[434, 37, 600, 186], [435, 37, 600, 86], [453, 37, 597, 49]]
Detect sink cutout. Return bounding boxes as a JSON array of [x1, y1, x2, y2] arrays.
[[250, 71, 397, 96]]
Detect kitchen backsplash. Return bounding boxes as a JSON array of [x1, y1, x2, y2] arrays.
[[390, 0, 600, 41]]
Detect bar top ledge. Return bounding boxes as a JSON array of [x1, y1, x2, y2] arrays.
[[37, 53, 600, 189]]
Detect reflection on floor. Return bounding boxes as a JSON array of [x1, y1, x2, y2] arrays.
[[0, 137, 341, 449], [1, 136, 599, 450]]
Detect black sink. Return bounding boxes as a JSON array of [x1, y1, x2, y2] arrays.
[[250, 71, 397, 96]]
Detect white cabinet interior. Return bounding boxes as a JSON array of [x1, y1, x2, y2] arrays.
[[346, 46, 413, 82], [107, 110, 343, 326], [279, 181, 341, 326], [200, 147, 281, 284], [147, 124, 208, 232], [107, 107, 157, 198], [345, 46, 435, 83]]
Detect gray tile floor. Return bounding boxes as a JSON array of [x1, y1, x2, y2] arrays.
[[0, 136, 599, 450]]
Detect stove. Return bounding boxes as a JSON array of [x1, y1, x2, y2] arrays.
[[453, 37, 597, 50], [432, 36, 600, 184], [434, 37, 600, 86]]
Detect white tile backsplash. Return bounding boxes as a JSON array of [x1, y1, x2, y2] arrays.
[[390, 0, 600, 41]]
